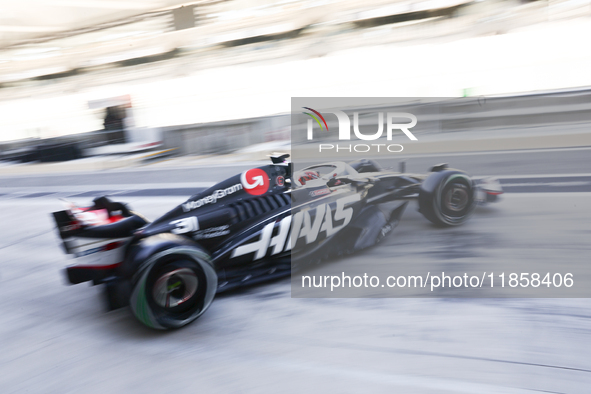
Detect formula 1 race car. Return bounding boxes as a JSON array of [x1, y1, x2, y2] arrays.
[[52, 155, 502, 330]]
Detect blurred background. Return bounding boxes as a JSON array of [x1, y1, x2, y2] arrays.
[[0, 0, 591, 161], [1, 1, 591, 393]]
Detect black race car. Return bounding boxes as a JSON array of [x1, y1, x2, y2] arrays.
[[52, 155, 501, 329]]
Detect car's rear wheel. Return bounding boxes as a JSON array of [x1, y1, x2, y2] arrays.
[[419, 173, 475, 226], [130, 246, 217, 330]]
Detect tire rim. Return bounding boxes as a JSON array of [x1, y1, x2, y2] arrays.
[[152, 268, 198, 308], [444, 184, 469, 213]]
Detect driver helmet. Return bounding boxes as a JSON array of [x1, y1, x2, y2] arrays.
[[298, 170, 321, 185]]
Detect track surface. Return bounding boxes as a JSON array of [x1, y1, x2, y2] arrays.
[[1, 147, 591, 198], [1, 149, 590, 393]]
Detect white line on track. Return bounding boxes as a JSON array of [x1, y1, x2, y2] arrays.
[[0, 161, 267, 178], [501, 181, 590, 187], [296, 145, 591, 161], [0, 182, 215, 194], [396, 145, 591, 158], [463, 173, 591, 180]]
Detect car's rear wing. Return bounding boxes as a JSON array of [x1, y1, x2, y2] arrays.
[[51, 196, 148, 284]]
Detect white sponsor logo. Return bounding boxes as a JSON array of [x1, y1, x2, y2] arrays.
[[241, 172, 264, 189], [309, 188, 331, 197], [193, 225, 230, 240], [170, 216, 199, 234], [231, 216, 291, 260], [231, 194, 360, 260], [182, 184, 243, 212], [240, 168, 269, 196]]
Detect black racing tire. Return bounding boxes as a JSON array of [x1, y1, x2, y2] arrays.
[[419, 173, 475, 227], [129, 246, 217, 330]]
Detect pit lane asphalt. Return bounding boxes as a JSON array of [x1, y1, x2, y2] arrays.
[[1, 193, 590, 393]]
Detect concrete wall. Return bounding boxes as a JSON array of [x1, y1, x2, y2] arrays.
[[2, 88, 590, 160], [160, 114, 290, 155]]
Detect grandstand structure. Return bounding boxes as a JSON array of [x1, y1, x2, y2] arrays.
[[0, 0, 589, 145]]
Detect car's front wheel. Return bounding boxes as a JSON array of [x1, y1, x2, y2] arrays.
[[419, 172, 475, 226]]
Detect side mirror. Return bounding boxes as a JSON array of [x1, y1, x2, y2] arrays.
[[430, 163, 448, 172], [270, 154, 290, 164]]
